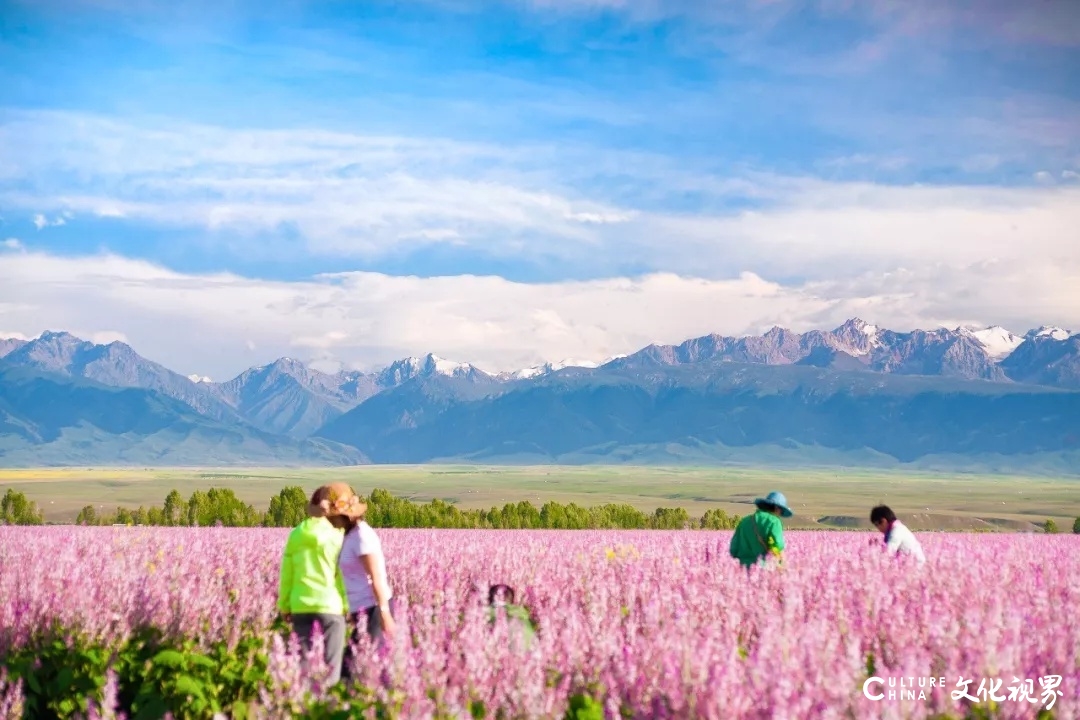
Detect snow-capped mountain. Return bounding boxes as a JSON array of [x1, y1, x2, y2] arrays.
[[5, 318, 1080, 446], [1026, 326, 1072, 342], [503, 358, 601, 380], [959, 326, 1025, 359], [377, 353, 491, 385]]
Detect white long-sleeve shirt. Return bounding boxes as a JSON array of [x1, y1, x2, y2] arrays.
[[885, 520, 926, 564]]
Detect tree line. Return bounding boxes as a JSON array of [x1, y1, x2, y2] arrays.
[[7, 486, 1079, 534], [1, 486, 742, 530]]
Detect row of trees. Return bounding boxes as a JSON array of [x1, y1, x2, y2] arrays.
[[8, 485, 1080, 533], [1, 485, 742, 530]]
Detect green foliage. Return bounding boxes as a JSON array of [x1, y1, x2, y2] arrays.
[[1043, 518, 1060, 534], [0, 488, 44, 525], [51, 484, 741, 530], [264, 485, 308, 527], [4, 629, 270, 720], [76, 505, 101, 526], [162, 489, 186, 526], [565, 694, 604, 720], [649, 507, 689, 529], [1073, 517, 1080, 534], [699, 508, 740, 530]]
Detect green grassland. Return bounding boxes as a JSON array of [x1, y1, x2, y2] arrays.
[[3, 465, 1078, 530]]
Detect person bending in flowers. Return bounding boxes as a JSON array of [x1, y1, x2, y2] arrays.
[[870, 504, 925, 565], [728, 491, 793, 568], [488, 584, 537, 647], [277, 482, 360, 686]]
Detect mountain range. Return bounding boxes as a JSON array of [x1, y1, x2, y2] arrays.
[[1, 319, 1078, 471]]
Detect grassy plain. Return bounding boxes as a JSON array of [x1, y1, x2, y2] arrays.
[[2, 465, 1078, 530]]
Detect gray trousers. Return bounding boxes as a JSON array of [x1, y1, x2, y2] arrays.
[[291, 613, 347, 686]]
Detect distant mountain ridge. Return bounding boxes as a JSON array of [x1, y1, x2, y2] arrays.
[[0, 364, 366, 466], [2, 319, 1079, 469], [317, 360, 1080, 472]]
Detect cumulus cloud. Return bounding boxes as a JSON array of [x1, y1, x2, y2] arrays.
[[2, 238, 22, 250], [1, 250, 1077, 380]]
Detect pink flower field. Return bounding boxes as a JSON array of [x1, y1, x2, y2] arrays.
[[1, 527, 1078, 719]]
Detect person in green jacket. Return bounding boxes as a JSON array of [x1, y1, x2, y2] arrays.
[[488, 584, 536, 648], [729, 491, 793, 568], [278, 482, 363, 685]]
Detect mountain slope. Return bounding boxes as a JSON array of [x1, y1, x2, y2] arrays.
[[318, 363, 1080, 471], [1001, 333, 1080, 389], [211, 353, 494, 436], [211, 358, 379, 437], [0, 365, 366, 466], [3, 332, 240, 423], [0, 338, 27, 359]]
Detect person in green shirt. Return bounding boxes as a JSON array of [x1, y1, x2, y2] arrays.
[[278, 482, 364, 686], [488, 584, 537, 648], [729, 491, 793, 568]]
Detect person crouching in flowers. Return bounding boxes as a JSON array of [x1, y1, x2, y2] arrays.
[[870, 504, 926, 565], [729, 491, 792, 569], [488, 584, 536, 647], [338, 491, 396, 681], [277, 483, 358, 686]]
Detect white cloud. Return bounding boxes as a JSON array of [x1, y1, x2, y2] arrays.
[[89, 330, 129, 345], [2, 238, 22, 250], [1033, 170, 1055, 184], [1064, 170, 1080, 182], [32, 213, 68, 229], [1, 250, 1078, 381], [3, 112, 1079, 284]]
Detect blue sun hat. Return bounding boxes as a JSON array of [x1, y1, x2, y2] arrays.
[[754, 491, 793, 518]]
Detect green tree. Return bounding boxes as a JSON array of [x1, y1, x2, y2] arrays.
[[0, 489, 45, 525], [187, 488, 258, 527], [264, 486, 308, 527], [1074, 517, 1080, 535], [700, 508, 740, 530], [75, 505, 100, 526], [162, 489, 186, 526], [1044, 518, 1060, 534], [650, 507, 689, 530]]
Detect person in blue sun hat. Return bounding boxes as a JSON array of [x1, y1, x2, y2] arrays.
[[729, 490, 793, 568]]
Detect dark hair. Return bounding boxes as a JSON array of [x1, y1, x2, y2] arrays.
[[488, 584, 514, 605], [757, 501, 778, 514], [870, 505, 896, 524], [310, 487, 330, 506]]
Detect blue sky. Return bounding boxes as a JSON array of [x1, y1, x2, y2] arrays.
[[1, 0, 1079, 377]]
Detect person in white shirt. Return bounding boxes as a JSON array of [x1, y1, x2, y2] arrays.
[[337, 495, 396, 679], [870, 505, 926, 564]]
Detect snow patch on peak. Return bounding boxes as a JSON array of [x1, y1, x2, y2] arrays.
[[1031, 326, 1071, 341], [961, 326, 1023, 359], [833, 318, 880, 356], [510, 357, 599, 380], [188, 374, 213, 384], [429, 355, 471, 376]]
